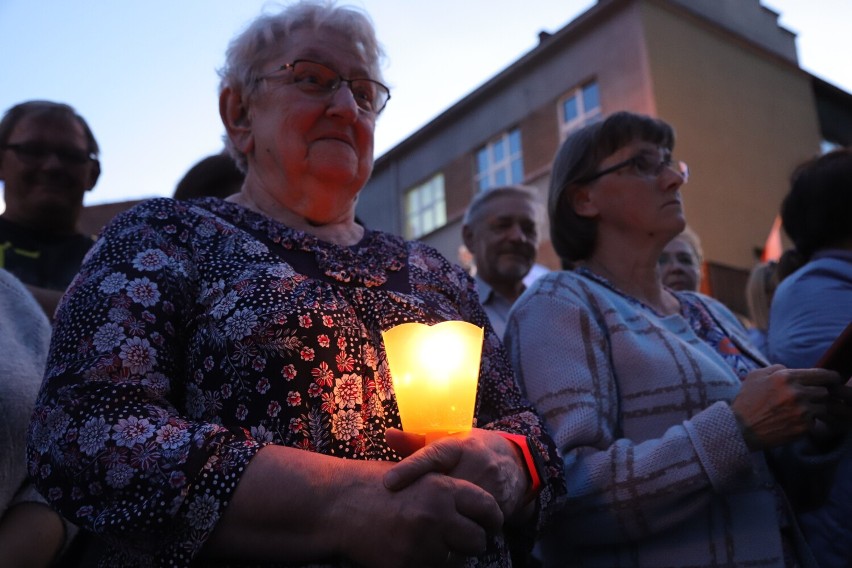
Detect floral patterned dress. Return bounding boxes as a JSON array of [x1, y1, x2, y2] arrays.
[[27, 198, 561, 567]]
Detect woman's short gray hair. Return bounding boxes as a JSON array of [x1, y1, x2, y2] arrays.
[[218, 0, 385, 172]]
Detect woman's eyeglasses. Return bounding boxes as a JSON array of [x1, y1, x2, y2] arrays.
[[256, 59, 391, 114], [1, 142, 97, 166], [582, 152, 689, 184]]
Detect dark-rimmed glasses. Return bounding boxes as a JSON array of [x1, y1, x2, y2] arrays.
[[582, 152, 689, 184], [256, 59, 391, 114], [1, 142, 97, 166]]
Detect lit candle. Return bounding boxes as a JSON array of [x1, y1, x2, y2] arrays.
[[382, 320, 483, 440]]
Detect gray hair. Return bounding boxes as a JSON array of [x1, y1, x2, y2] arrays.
[[463, 184, 540, 226], [218, 0, 385, 172]]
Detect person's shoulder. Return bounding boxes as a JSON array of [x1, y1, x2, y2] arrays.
[[514, 269, 590, 308], [678, 290, 728, 312], [0, 269, 50, 341], [106, 197, 222, 230], [0, 215, 31, 238], [773, 255, 852, 308], [679, 291, 746, 328], [794, 253, 852, 284], [0, 269, 38, 307], [536, 269, 607, 294]]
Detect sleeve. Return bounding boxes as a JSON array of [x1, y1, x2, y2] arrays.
[[453, 264, 566, 529], [26, 199, 263, 562], [766, 260, 852, 369], [504, 279, 754, 546]]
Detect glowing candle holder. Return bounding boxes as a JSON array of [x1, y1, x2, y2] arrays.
[[383, 320, 483, 440]]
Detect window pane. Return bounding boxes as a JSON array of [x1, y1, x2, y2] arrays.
[[422, 182, 433, 204], [511, 158, 523, 184], [436, 203, 446, 226], [432, 179, 442, 202], [493, 139, 505, 162], [476, 148, 489, 174], [495, 169, 507, 186], [478, 177, 490, 192], [408, 217, 420, 239], [428, 208, 440, 233], [582, 82, 600, 112], [403, 174, 446, 238], [509, 129, 521, 154], [406, 189, 418, 212], [563, 96, 578, 123]]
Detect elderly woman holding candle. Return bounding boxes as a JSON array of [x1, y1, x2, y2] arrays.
[[505, 111, 850, 567], [26, 2, 561, 567]]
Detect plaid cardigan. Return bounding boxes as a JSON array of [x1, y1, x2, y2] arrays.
[[505, 270, 818, 568]]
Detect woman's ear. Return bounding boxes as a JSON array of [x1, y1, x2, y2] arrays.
[[571, 185, 599, 219], [219, 86, 253, 155]]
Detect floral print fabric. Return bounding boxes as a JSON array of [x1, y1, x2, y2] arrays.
[[27, 198, 560, 567]]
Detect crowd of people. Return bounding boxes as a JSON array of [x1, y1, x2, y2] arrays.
[[0, 1, 850, 567]]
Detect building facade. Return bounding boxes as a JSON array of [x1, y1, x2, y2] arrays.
[[356, 0, 852, 314]]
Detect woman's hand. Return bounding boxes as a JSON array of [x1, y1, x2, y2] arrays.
[[731, 365, 843, 450], [384, 428, 532, 521], [342, 469, 503, 568], [205, 445, 502, 567]]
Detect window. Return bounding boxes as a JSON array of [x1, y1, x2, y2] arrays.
[[475, 129, 524, 192], [560, 81, 601, 138], [404, 173, 446, 239]]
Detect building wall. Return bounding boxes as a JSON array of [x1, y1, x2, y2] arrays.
[[359, 0, 657, 263], [641, 0, 821, 268], [357, 0, 843, 285]]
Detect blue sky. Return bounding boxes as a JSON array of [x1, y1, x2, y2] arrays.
[[1, 0, 850, 209]]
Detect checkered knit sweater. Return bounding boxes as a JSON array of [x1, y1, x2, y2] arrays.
[[505, 270, 818, 568], [0, 268, 51, 515]]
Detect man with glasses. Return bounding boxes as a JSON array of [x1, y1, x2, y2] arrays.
[[0, 100, 101, 316]]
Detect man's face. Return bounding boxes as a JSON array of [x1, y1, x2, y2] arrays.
[[0, 114, 98, 231], [465, 194, 539, 289]]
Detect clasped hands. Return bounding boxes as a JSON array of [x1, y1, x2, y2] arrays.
[[376, 427, 532, 566]]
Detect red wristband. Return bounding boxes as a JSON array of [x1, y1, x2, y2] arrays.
[[495, 432, 542, 496]]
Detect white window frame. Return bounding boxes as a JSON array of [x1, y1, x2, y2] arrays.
[[559, 81, 601, 139], [474, 128, 524, 193], [403, 173, 446, 239]]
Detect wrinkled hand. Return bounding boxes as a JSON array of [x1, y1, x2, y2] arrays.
[[345, 467, 503, 568], [384, 428, 530, 519], [731, 365, 843, 450]]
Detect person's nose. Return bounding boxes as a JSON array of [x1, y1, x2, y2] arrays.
[[505, 222, 532, 244], [326, 82, 359, 121], [659, 256, 676, 269], [660, 166, 687, 192], [40, 151, 65, 170]]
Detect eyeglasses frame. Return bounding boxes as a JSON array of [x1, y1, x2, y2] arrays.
[[1, 142, 98, 166], [256, 59, 391, 114], [580, 151, 689, 185]]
